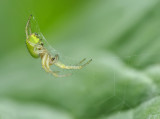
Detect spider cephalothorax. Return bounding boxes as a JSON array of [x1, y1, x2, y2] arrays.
[[25, 15, 92, 77]]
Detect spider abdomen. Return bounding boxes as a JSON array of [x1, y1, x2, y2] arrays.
[[26, 33, 40, 58]]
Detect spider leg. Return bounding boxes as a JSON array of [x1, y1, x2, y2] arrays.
[[33, 43, 46, 54], [29, 19, 32, 35], [35, 48, 46, 54], [41, 53, 59, 75], [54, 59, 92, 69], [52, 72, 71, 77], [76, 58, 86, 65], [45, 55, 71, 77], [41, 53, 49, 72], [26, 15, 32, 39], [36, 50, 45, 54], [46, 55, 53, 72]]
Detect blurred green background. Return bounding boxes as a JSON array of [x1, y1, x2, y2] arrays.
[[1, 0, 160, 119]]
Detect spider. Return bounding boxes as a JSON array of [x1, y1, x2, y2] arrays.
[[25, 15, 92, 77]]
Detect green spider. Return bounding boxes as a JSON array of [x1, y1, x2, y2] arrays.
[[25, 15, 92, 77]]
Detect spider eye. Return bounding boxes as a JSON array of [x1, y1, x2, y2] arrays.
[[34, 33, 40, 38], [51, 57, 55, 61], [35, 33, 38, 35]]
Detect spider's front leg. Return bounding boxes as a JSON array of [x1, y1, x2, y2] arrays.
[[25, 15, 32, 39]]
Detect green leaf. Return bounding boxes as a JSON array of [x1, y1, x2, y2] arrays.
[[134, 97, 160, 119], [0, 99, 72, 119]]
